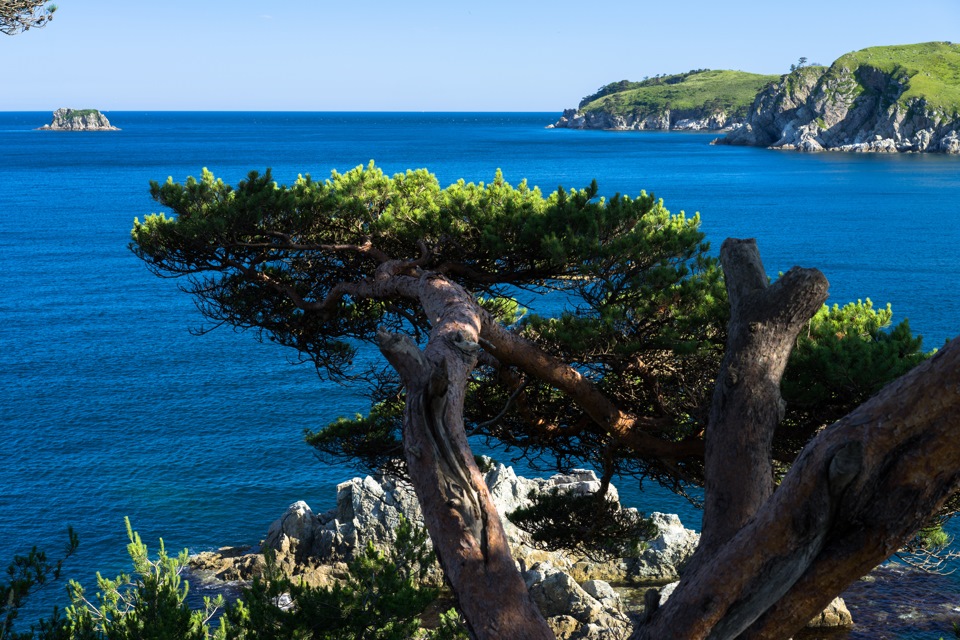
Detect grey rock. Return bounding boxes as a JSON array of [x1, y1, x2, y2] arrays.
[[201, 462, 699, 638], [550, 107, 740, 132], [716, 64, 960, 154], [525, 562, 631, 639], [263, 500, 317, 563], [630, 512, 699, 582], [582, 579, 623, 612], [37, 108, 119, 131]]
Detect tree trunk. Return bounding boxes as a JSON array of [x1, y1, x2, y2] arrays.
[[378, 273, 554, 640], [634, 239, 960, 640], [697, 238, 829, 556]]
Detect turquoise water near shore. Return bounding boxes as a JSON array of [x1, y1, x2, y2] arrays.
[[1, 112, 958, 637]]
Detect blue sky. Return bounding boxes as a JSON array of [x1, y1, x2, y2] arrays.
[[3, 0, 959, 111]]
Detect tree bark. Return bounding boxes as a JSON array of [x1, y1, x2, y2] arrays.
[[698, 238, 829, 556], [634, 239, 960, 640], [377, 272, 554, 640]]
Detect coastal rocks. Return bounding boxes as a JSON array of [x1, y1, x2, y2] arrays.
[[630, 512, 699, 582], [524, 562, 632, 639], [257, 462, 697, 586], [193, 463, 699, 638], [715, 63, 960, 154], [37, 108, 119, 131], [549, 107, 738, 132]]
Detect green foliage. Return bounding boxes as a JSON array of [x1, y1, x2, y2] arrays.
[[305, 397, 405, 475], [428, 608, 469, 640], [132, 163, 727, 486], [832, 42, 960, 115], [779, 299, 930, 452], [131, 161, 933, 497], [220, 515, 452, 640], [10, 518, 462, 640], [62, 518, 225, 640], [507, 490, 658, 560], [1, 529, 77, 640], [918, 526, 951, 551], [578, 80, 647, 109], [60, 110, 101, 121], [578, 70, 778, 119]]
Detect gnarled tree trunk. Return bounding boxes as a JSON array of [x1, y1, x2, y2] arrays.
[[378, 273, 554, 640], [634, 239, 960, 639]]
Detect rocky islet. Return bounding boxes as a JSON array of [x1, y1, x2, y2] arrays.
[[37, 108, 119, 131]]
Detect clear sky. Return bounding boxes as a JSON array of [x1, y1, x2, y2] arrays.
[[3, 0, 959, 111]]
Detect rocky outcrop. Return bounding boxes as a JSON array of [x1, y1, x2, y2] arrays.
[[190, 462, 864, 636], [256, 463, 699, 585], [548, 107, 740, 132], [716, 64, 960, 153], [37, 108, 119, 131], [192, 462, 698, 639]]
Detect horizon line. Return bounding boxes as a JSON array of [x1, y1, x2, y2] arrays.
[[2, 109, 563, 114]]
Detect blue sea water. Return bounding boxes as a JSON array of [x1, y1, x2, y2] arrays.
[[1, 112, 959, 637]]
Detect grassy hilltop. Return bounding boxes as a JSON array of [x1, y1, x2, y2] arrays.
[[578, 69, 779, 120], [831, 41, 960, 115]]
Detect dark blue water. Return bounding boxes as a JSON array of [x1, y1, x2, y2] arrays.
[[2, 112, 958, 637]]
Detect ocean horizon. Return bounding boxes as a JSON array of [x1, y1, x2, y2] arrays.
[[2, 111, 958, 638]]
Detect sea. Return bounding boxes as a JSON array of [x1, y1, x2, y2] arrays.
[[1, 112, 958, 638]]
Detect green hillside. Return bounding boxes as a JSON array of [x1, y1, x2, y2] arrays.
[[832, 41, 960, 114], [579, 70, 779, 118]]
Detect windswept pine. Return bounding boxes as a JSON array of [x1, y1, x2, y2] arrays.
[[131, 163, 958, 639]]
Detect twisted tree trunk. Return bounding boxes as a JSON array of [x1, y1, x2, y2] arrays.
[[377, 273, 554, 640], [634, 239, 960, 639]]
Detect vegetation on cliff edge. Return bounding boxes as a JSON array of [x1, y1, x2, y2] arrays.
[[831, 41, 960, 115], [578, 69, 778, 119]]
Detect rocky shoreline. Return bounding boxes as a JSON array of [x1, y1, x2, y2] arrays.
[[190, 462, 857, 639], [713, 65, 960, 154], [548, 107, 740, 132], [551, 44, 960, 154]]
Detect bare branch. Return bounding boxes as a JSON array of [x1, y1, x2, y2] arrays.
[[1, 0, 55, 35]]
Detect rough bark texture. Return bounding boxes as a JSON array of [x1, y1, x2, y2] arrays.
[[378, 273, 554, 640], [634, 239, 960, 640], [698, 238, 829, 555]]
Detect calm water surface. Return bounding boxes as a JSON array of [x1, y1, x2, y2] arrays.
[[1, 112, 958, 637]]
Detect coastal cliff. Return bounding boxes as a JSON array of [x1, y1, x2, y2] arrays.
[[549, 70, 778, 132], [715, 42, 960, 153], [37, 108, 120, 131]]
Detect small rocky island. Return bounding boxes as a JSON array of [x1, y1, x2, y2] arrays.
[[37, 108, 120, 131]]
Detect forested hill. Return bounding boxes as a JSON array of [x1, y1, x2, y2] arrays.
[[549, 69, 778, 131], [718, 41, 960, 152]]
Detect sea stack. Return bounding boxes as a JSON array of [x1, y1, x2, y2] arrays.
[[37, 108, 120, 131]]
